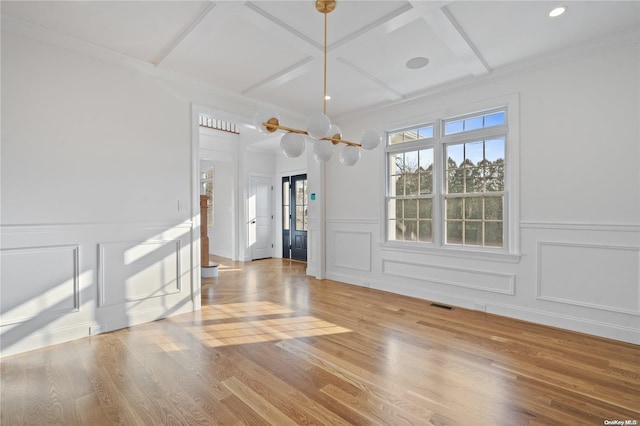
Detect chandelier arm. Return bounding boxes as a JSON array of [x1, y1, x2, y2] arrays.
[[262, 121, 362, 147]]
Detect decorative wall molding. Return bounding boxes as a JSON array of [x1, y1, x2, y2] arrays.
[[381, 243, 521, 264], [0, 244, 80, 326], [487, 303, 640, 345], [97, 240, 182, 307], [520, 221, 640, 232], [0, 221, 193, 233], [326, 218, 379, 225], [332, 230, 372, 272], [537, 241, 640, 316], [382, 259, 515, 295]]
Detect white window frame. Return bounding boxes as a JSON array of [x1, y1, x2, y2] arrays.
[[383, 95, 520, 262]]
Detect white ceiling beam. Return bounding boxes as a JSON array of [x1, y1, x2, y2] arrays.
[[241, 56, 315, 96], [154, 2, 245, 66], [336, 57, 404, 101], [242, 2, 322, 56], [152, 1, 217, 67], [239, 2, 333, 96], [410, 1, 490, 76]]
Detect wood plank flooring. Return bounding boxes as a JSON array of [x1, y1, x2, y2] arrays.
[[2, 257, 639, 425]]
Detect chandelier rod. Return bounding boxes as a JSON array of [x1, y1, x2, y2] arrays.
[[263, 121, 361, 147], [323, 10, 328, 115]]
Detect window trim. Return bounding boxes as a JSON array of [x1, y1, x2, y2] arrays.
[[382, 95, 520, 261]]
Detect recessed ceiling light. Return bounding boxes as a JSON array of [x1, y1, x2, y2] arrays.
[[549, 6, 567, 17], [406, 57, 429, 70]]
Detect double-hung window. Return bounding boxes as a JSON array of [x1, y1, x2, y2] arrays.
[[386, 107, 513, 253]]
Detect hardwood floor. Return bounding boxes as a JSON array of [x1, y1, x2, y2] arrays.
[[2, 256, 639, 425]]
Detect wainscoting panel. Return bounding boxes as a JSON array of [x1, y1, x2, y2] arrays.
[[382, 259, 515, 295], [333, 230, 372, 272], [0, 245, 79, 325], [98, 240, 182, 307], [537, 242, 640, 314]]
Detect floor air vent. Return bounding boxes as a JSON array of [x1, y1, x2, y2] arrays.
[[430, 303, 454, 310]]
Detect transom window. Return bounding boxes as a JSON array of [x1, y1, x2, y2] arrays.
[[386, 107, 511, 252]]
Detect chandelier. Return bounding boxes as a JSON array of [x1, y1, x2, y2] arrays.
[[253, 0, 381, 166]]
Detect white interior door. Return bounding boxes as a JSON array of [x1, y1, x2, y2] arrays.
[[249, 175, 272, 260]]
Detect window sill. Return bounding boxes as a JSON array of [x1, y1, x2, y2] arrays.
[[381, 241, 522, 264]]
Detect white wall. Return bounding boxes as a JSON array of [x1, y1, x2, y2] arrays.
[[0, 29, 265, 356], [321, 41, 640, 344]]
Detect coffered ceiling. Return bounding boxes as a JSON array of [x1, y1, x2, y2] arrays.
[[2, 1, 639, 121]]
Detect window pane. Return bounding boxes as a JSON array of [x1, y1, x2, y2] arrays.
[[485, 196, 503, 220], [395, 198, 403, 218], [484, 111, 505, 127], [388, 219, 399, 240], [295, 180, 306, 206], [444, 110, 506, 135], [447, 145, 464, 169], [418, 199, 432, 219], [405, 173, 419, 196], [389, 174, 401, 197], [445, 120, 464, 135], [395, 219, 404, 240], [283, 181, 289, 205], [464, 222, 482, 246], [447, 170, 464, 194], [418, 126, 434, 139], [419, 173, 433, 195], [404, 199, 418, 219], [465, 168, 484, 193], [465, 141, 483, 167], [295, 206, 305, 230], [490, 164, 504, 191], [485, 222, 503, 247], [446, 221, 463, 245], [405, 151, 418, 173], [464, 116, 483, 132], [419, 149, 433, 171], [404, 220, 417, 241], [389, 133, 404, 145], [390, 152, 404, 174], [283, 206, 289, 230], [446, 198, 463, 220], [466, 198, 482, 220], [485, 137, 504, 162], [418, 220, 432, 242], [485, 158, 504, 192], [403, 130, 418, 142], [388, 198, 398, 220]]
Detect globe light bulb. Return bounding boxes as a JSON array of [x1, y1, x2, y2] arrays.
[[306, 113, 331, 139], [360, 129, 381, 150], [339, 144, 361, 166], [313, 139, 334, 162], [253, 109, 279, 135], [280, 132, 306, 158]]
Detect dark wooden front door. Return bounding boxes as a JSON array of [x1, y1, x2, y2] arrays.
[[282, 174, 307, 262]]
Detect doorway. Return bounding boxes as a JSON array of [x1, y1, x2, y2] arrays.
[[282, 174, 307, 262]]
